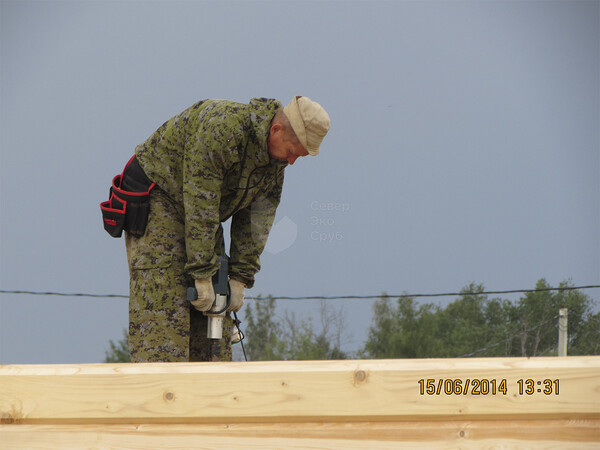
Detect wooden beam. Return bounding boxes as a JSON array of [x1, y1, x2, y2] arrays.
[[2, 420, 599, 449], [2, 357, 599, 423], [1, 357, 599, 447]]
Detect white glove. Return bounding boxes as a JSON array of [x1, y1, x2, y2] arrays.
[[228, 279, 245, 312], [191, 278, 215, 312]]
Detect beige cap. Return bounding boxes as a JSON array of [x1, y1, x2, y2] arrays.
[[283, 96, 330, 156]]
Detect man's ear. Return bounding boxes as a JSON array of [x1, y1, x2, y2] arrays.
[[270, 122, 284, 135]]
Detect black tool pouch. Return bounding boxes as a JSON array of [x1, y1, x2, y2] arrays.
[[100, 155, 156, 238]]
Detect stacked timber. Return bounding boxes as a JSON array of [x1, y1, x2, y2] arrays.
[[1, 357, 599, 448]]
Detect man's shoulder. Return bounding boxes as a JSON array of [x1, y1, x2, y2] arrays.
[[182, 97, 281, 147], [180, 99, 251, 139], [248, 97, 281, 116], [185, 98, 280, 118], [193, 99, 250, 118]]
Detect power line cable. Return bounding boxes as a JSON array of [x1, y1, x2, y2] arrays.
[[0, 290, 129, 298], [247, 285, 600, 300], [0, 285, 599, 300]]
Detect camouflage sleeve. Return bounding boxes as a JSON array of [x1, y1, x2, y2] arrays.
[[229, 173, 284, 289], [183, 106, 243, 280]]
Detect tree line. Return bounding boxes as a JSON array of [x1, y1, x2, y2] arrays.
[[105, 279, 599, 362]]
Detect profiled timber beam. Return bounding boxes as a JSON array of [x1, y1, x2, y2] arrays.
[[1, 357, 599, 424], [2, 420, 600, 449]]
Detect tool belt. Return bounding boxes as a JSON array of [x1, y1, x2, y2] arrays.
[[100, 155, 156, 238]]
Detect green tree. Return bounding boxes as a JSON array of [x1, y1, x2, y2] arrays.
[[362, 279, 599, 358], [104, 329, 131, 363], [508, 279, 598, 356], [279, 303, 348, 360], [361, 296, 443, 358], [244, 298, 348, 360], [570, 311, 600, 355], [435, 283, 514, 357], [244, 296, 286, 361], [363, 285, 512, 358]]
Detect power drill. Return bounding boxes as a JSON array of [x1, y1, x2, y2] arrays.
[[187, 255, 230, 359]]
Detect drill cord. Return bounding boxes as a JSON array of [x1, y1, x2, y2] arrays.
[[233, 311, 248, 361]]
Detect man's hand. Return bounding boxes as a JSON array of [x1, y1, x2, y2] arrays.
[[191, 278, 215, 312], [228, 279, 245, 312]]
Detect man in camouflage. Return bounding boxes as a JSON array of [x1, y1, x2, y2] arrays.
[[124, 96, 330, 362]]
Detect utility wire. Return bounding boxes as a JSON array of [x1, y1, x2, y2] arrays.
[[246, 285, 600, 301], [0, 290, 129, 298], [1, 289, 593, 359], [0, 285, 599, 300]]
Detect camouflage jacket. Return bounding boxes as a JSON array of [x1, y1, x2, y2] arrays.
[[135, 98, 287, 288]]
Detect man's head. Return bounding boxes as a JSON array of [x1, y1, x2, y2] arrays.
[[268, 96, 330, 165]]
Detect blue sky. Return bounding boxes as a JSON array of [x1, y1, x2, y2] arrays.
[[1, 0, 598, 363]]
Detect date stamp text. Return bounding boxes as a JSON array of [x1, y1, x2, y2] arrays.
[[418, 378, 560, 396]]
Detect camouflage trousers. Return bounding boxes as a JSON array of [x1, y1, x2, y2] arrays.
[[125, 187, 232, 363]]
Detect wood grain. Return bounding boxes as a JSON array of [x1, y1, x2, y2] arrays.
[[1, 357, 599, 447]]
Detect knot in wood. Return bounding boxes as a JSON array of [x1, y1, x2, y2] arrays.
[[163, 391, 175, 402], [354, 370, 367, 384], [1, 413, 15, 424]]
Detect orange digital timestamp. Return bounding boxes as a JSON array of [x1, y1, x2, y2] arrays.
[[517, 378, 560, 395], [418, 378, 561, 396], [418, 378, 508, 395]]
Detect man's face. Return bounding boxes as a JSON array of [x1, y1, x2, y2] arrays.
[[267, 123, 309, 165]]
